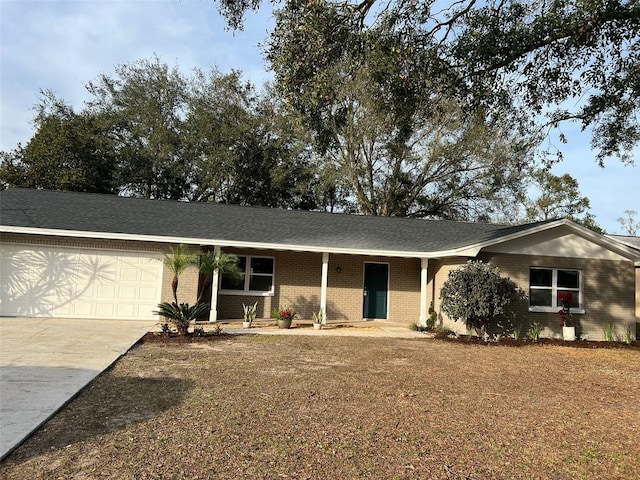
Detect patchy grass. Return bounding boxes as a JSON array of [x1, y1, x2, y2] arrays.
[[2, 335, 640, 479]]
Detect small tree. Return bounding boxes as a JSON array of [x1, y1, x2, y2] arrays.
[[163, 244, 198, 303], [196, 250, 240, 303], [440, 261, 522, 337], [156, 245, 238, 335]]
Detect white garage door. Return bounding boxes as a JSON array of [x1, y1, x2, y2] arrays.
[[0, 244, 163, 320]]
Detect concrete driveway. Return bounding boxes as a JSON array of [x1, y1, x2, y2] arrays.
[[0, 318, 155, 460]]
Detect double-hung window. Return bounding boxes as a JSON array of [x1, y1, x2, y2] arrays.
[[219, 255, 275, 295], [529, 267, 582, 312]]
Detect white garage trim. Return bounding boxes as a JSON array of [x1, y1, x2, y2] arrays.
[[0, 243, 163, 320]]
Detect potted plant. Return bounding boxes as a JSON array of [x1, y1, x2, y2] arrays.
[[312, 309, 325, 330], [242, 302, 258, 328], [558, 292, 576, 341], [273, 306, 297, 329]]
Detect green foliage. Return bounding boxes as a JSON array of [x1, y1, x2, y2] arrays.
[[265, 2, 534, 220], [439, 260, 524, 335], [528, 322, 543, 342], [215, 0, 640, 164], [312, 309, 325, 324], [0, 91, 116, 193], [154, 302, 211, 335], [513, 325, 522, 341], [1, 58, 320, 210], [87, 56, 190, 199], [623, 326, 635, 345], [522, 169, 602, 232], [603, 323, 615, 342], [427, 303, 438, 329], [243, 302, 258, 324], [272, 306, 297, 321], [163, 244, 198, 303], [196, 250, 240, 302]]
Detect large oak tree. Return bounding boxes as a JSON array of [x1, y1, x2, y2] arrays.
[[214, 0, 639, 164]]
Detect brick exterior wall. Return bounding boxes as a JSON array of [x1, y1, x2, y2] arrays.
[[215, 249, 422, 323], [430, 252, 637, 341], [4, 232, 635, 339]]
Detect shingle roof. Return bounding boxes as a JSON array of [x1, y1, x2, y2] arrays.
[[608, 235, 640, 250], [1, 188, 553, 256]]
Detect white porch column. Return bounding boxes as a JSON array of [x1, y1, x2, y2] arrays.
[[208, 245, 221, 323], [419, 258, 429, 326], [320, 252, 329, 324]]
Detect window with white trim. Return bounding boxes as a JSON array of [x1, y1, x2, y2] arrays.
[[220, 256, 274, 295], [529, 267, 582, 312]]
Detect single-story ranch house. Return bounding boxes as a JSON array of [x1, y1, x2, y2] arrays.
[[1, 188, 638, 341]]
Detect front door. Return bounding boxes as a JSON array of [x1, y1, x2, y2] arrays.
[[363, 263, 388, 319]]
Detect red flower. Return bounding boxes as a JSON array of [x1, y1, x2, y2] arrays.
[[558, 292, 573, 306]]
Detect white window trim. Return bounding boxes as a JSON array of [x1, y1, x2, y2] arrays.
[[528, 267, 584, 314], [219, 255, 275, 297]]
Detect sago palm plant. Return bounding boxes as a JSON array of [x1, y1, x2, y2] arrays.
[[154, 302, 211, 335]]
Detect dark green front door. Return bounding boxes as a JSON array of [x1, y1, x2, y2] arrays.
[[363, 263, 388, 319]]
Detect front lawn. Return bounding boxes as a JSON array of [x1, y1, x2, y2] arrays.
[[2, 335, 639, 479]]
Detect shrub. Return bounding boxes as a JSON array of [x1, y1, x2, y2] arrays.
[[439, 260, 524, 336]]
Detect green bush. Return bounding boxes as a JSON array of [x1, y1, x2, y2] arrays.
[[440, 260, 523, 336]]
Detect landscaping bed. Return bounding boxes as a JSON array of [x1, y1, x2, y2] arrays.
[[433, 331, 640, 350], [2, 335, 639, 479]]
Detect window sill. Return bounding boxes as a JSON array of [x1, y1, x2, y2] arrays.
[[219, 290, 274, 297], [529, 307, 585, 314]]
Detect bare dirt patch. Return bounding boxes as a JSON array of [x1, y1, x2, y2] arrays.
[[2, 335, 639, 479]]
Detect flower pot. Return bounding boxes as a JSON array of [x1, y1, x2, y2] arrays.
[[563, 326, 576, 341], [313, 323, 322, 330], [277, 319, 292, 329], [242, 321, 251, 329]]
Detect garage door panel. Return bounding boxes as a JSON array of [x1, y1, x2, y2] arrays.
[[95, 303, 116, 317], [1, 244, 162, 320], [73, 302, 94, 316], [116, 303, 135, 318], [116, 287, 135, 300]]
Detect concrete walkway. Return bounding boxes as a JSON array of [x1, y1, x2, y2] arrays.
[[0, 318, 155, 460], [224, 323, 429, 339]]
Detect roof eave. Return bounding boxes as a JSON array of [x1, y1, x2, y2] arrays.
[[0, 225, 456, 258]]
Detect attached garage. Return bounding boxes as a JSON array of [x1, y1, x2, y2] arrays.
[[0, 243, 163, 320]]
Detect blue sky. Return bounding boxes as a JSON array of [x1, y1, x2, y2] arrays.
[[1, 0, 637, 233]]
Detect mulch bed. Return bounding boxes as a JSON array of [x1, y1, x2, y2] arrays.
[[433, 331, 640, 350]]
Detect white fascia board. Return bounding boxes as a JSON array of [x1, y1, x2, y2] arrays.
[[0, 225, 445, 259]]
